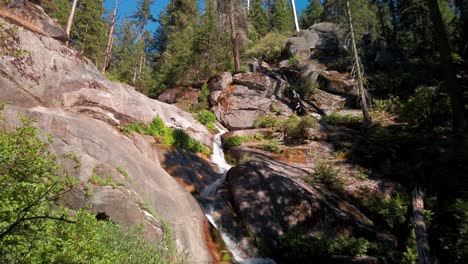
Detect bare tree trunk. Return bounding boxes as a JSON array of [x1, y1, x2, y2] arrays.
[[229, 0, 241, 72], [247, 0, 250, 13], [346, 0, 372, 125], [425, 0, 465, 139], [66, 0, 79, 37], [291, 0, 300, 32], [102, 0, 118, 74], [412, 187, 432, 264]]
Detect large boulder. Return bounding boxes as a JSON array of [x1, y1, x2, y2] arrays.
[[307, 22, 345, 55], [211, 72, 292, 130], [318, 71, 358, 97], [226, 160, 379, 260], [207, 72, 233, 92], [0, 9, 214, 262], [286, 36, 311, 59], [157, 86, 199, 105]]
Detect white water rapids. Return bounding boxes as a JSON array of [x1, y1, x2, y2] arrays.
[[200, 126, 275, 264]]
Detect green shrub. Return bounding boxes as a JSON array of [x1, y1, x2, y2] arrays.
[[172, 129, 208, 154], [147, 116, 169, 137], [89, 173, 122, 188], [367, 194, 409, 228], [195, 110, 217, 130], [372, 96, 401, 113], [223, 135, 248, 149], [296, 78, 319, 98], [309, 160, 343, 192], [253, 115, 282, 129], [0, 118, 183, 263], [246, 32, 287, 61], [282, 115, 318, 142], [321, 112, 363, 125], [121, 121, 146, 135], [261, 139, 281, 153]]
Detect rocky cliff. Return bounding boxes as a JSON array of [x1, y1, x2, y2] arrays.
[[0, 4, 213, 263]]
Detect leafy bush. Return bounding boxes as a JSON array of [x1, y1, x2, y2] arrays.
[[172, 129, 208, 154], [261, 139, 281, 154], [367, 194, 409, 228], [0, 117, 183, 263], [223, 135, 248, 150], [308, 160, 343, 192], [253, 115, 282, 129], [282, 115, 318, 142], [246, 32, 287, 61], [295, 78, 319, 98], [120, 116, 207, 153], [121, 121, 146, 135], [89, 173, 122, 188], [195, 110, 217, 130], [372, 96, 401, 113]]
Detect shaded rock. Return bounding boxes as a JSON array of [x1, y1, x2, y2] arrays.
[[318, 71, 357, 96], [157, 86, 199, 105], [157, 145, 219, 194], [308, 22, 345, 54], [227, 160, 376, 255], [286, 36, 311, 60], [305, 89, 347, 114], [207, 72, 232, 92]]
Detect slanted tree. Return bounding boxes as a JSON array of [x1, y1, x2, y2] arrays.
[[65, 0, 78, 37], [102, 0, 119, 74], [291, 0, 299, 32], [346, 0, 372, 125]]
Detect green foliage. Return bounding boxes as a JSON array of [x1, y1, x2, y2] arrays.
[[261, 139, 281, 154], [366, 194, 409, 228], [246, 33, 287, 61], [195, 110, 217, 131], [282, 115, 318, 142], [250, 0, 270, 37], [253, 115, 282, 129], [321, 112, 363, 125], [71, 0, 107, 69], [372, 96, 401, 113], [448, 199, 468, 262], [121, 116, 207, 153], [309, 160, 343, 192], [300, 0, 324, 29], [121, 121, 146, 135], [399, 86, 451, 129], [279, 227, 376, 261], [223, 135, 248, 150], [172, 129, 208, 154], [0, 118, 182, 263], [89, 173, 122, 188], [271, 0, 295, 34], [62, 152, 81, 169], [196, 84, 211, 110]]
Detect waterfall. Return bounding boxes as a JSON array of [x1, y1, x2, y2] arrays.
[[200, 126, 276, 264]]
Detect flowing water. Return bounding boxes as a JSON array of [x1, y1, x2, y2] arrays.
[[200, 126, 276, 264]]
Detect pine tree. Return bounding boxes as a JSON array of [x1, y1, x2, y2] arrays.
[[271, 0, 294, 34], [71, 0, 107, 69], [250, 0, 269, 37], [300, 0, 323, 29]]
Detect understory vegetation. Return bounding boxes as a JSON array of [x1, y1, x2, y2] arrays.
[[0, 115, 183, 263], [121, 116, 209, 154]]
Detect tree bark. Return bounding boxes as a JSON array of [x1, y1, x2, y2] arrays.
[[412, 187, 432, 264], [425, 0, 466, 139], [229, 0, 241, 72], [102, 0, 118, 74], [291, 0, 300, 32], [346, 0, 372, 125], [66, 0, 79, 37]]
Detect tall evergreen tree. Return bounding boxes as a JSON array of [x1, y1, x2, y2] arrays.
[[71, 0, 106, 69], [250, 0, 269, 37], [300, 0, 323, 29], [271, 0, 294, 34]]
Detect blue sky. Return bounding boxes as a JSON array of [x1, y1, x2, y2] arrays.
[[104, 0, 310, 32]]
